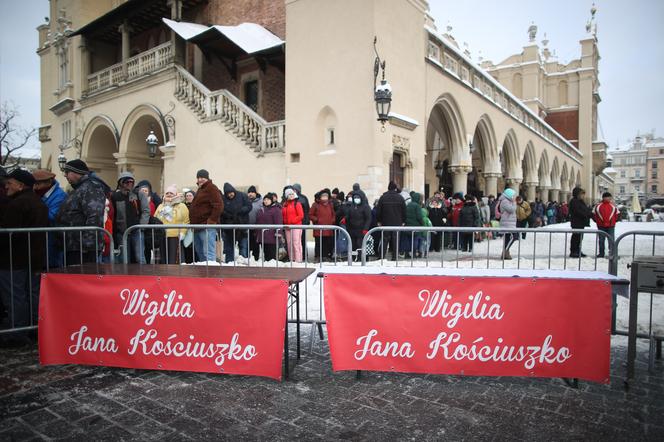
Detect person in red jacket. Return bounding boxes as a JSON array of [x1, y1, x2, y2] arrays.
[[282, 188, 304, 262], [592, 191, 619, 258], [309, 188, 336, 261]]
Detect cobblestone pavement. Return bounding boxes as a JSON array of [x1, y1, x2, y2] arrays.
[[0, 331, 662, 441]]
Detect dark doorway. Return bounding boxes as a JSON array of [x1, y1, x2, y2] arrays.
[[244, 80, 259, 112], [440, 160, 452, 196], [467, 167, 482, 197], [390, 152, 405, 190]]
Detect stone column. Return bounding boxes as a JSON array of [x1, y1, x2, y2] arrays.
[[119, 21, 131, 78], [505, 178, 522, 194], [167, 0, 185, 65], [549, 189, 560, 203], [79, 36, 90, 94], [537, 186, 550, 202], [449, 165, 472, 196], [559, 190, 569, 203], [525, 181, 538, 202], [483, 172, 501, 197]]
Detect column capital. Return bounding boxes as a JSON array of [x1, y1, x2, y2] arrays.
[[449, 165, 472, 174], [505, 177, 522, 185], [118, 22, 132, 34], [482, 172, 502, 179], [524, 181, 539, 187]]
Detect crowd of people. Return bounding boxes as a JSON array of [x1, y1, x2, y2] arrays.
[[1, 160, 621, 334]]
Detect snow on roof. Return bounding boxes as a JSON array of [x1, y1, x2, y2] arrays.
[[388, 112, 419, 126], [163, 18, 283, 54], [162, 18, 208, 40]]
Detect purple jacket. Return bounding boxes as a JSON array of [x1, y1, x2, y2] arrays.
[[255, 204, 283, 244]]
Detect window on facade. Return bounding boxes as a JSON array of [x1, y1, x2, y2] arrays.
[[620, 170, 626, 178], [243, 80, 259, 112], [635, 169, 640, 178], [653, 170, 658, 179], [653, 161, 658, 169], [327, 128, 335, 146], [619, 186, 625, 194], [652, 185, 658, 193], [61, 120, 71, 146], [635, 185, 640, 192]]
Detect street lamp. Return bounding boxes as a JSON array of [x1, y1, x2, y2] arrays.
[[373, 37, 392, 128], [58, 150, 67, 171], [145, 130, 159, 158]]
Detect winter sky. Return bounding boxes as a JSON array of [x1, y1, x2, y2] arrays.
[[0, 0, 662, 158]]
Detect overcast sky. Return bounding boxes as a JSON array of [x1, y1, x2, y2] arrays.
[[0, 0, 662, 158]]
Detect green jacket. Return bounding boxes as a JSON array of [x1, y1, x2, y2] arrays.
[[405, 192, 424, 227]]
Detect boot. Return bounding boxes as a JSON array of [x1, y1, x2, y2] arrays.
[[501, 250, 512, 260]]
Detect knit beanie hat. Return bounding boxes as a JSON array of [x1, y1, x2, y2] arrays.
[[196, 169, 210, 179], [63, 159, 90, 175], [247, 185, 257, 194], [503, 188, 515, 199], [118, 171, 135, 183], [165, 184, 178, 195]]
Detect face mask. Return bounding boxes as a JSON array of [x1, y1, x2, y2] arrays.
[[353, 198, 361, 205]]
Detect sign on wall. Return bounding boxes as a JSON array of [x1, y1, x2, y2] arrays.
[[324, 274, 611, 383]]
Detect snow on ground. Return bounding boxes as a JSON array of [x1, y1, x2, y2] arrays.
[[194, 221, 664, 336]]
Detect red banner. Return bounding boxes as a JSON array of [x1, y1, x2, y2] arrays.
[[39, 274, 289, 380], [324, 275, 611, 383]]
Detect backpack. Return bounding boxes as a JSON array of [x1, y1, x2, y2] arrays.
[[494, 200, 502, 220]]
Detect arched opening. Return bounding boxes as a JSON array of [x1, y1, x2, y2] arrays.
[[521, 142, 537, 198], [425, 94, 465, 197], [538, 150, 551, 188], [499, 130, 520, 192], [468, 115, 498, 197], [87, 125, 118, 186], [124, 114, 165, 193], [82, 115, 120, 187]]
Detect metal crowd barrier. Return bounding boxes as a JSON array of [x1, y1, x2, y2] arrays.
[[359, 226, 614, 272], [121, 224, 353, 342], [0, 227, 113, 336], [610, 231, 664, 347]]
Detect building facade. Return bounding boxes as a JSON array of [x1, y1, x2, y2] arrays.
[[38, 0, 610, 205], [610, 134, 664, 206]]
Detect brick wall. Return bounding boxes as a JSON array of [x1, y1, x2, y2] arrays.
[[545, 110, 579, 145], [190, 0, 285, 39]]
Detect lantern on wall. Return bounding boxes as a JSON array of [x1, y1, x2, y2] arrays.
[[373, 37, 392, 128]]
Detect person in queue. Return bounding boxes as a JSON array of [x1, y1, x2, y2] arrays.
[[309, 188, 336, 262], [110, 171, 150, 264], [155, 184, 190, 264], [188, 169, 224, 263], [32, 169, 66, 268], [55, 160, 107, 265], [221, 182, 251, 263], [375, 181, 406, 260], [569, 187, 592, 258], [282, 187, 304, 262], [0, 169, 48, 338], [247, 185, 262, 261], [255, 192, 283, 261], [496, 188, 517, 260]]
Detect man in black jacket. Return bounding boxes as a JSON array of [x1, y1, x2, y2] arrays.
[[221, 182, 252, 263], [569, 186, 592, 257], [376, 181, 407, 260], [0, 169, 48, 332]]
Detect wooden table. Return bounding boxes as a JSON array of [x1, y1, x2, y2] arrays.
[[47, 264, 315, 379]]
